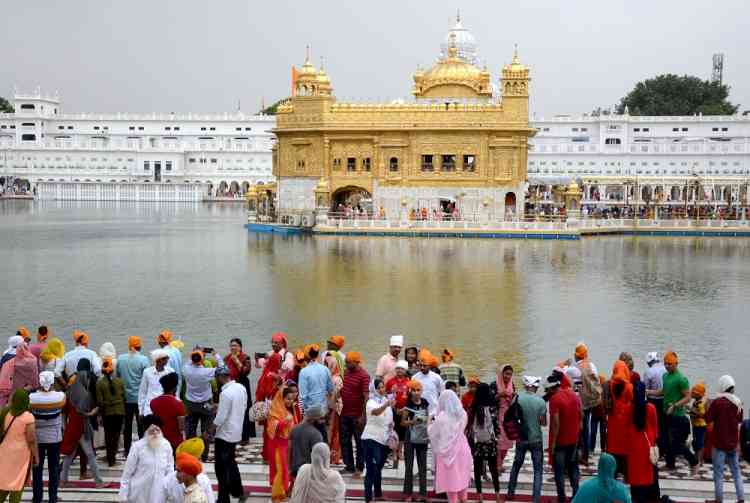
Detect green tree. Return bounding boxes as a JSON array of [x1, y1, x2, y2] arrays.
[[617, 74, 738, 116], [0, 96, 13, 113], [259, 98, 289, 115]]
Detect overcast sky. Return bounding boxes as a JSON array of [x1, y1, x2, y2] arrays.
[[2, 0, 748, 117]]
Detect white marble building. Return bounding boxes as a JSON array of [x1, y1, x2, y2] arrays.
[[0, 89, 275, 200]]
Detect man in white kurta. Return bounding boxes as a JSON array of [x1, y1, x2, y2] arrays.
[[119, 422, 174, 503], [138, 349, 175, 416]]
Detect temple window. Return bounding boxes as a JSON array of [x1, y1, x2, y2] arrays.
[[389, 157, 399, 172], [421, 155, 434, 172], [362, 157, 371, 172], [441, 154, 456, 172], [296, 160, 306, 171], [463, 155, 476, 172], [332, 158, 342, 170], [347, 157, 356, 171]]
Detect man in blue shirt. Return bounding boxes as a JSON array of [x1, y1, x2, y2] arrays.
[[116, 335, 149, 456], [298, 344, 333, 439]]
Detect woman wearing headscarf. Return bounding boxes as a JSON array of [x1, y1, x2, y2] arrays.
[[267, 386, 299, 502], [0, 389, 37, 503], [606, 360, 634, 480], [96, 357, 126, 467], [224, 337, 255, 444], [257, 350, 283, 463], [495, 363, 515, 471], [325, 350, 344, 466], [255, 332, 295, 376], [572, 452, 632, 503], [627, 381, 660, 503], [467, 382, 501, 502], [40, 337, 65, 374], [30, 371, 66, 503], [289, 442, 346, 503], [0, 336, 24, 369], [60, 358, 105, 488], [0, 342, 39, 407], [429, 390, 473, 503]]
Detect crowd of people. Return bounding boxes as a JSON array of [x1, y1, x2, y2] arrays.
[[0, 326, 748, 503]]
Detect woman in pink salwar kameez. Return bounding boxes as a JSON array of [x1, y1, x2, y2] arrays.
[[495, 363, 515, 472], [428, 390, 473, 503]]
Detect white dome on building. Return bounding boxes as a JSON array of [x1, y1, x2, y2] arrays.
[[439, 13, 478, 65]]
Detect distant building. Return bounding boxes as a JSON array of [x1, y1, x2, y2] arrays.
[[0, 89, 275, 200]]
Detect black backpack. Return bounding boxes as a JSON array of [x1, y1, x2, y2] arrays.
[[503, 394, 527, 442]]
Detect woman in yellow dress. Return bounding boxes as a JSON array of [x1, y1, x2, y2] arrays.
[[0, 389, 38, 503]]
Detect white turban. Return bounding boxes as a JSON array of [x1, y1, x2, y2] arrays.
[[39, 371, 55, 391], [151, 348, 169, 362], [523, 375, 541, 388], [99, 342, 116, 359], [389, 335, 404, 347], [646, 352, 660, 364], [395, 360, 409, 370], [7, 335, 23, 350], [719, 375, 736, 393]]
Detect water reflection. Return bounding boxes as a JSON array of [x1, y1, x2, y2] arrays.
[[2, 201, 750, 399]]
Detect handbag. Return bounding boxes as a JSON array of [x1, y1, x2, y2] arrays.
[[503, 394, 525, 442], [644, 431, 659, 465], [248, 399, 270, 422]]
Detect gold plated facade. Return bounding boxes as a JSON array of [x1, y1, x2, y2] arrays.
[[272, 21, 534, 221]]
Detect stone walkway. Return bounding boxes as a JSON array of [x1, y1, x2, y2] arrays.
[[22, 439, 748, 502]]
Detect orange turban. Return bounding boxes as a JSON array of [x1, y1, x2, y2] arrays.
[[418, 348, 433, 363], [16, 327, 30, 341], [128, 336, 142, 351], [442, 348, 454, 363], [328, 335, 345, 350], [345, 351, 362, 365], [73, 330, 89, 346], [664, 351, 678, 366], [407, 379, 423, 391], [158, 330, 173, 344], [691, 382, 706, 398], [306, 344, 320, 358], [175, 452, 202, 476], [294, 349, 307, 364], [102, 357, 114, 375], [428, 355, 440, 368], [575, 343, 588, 360]]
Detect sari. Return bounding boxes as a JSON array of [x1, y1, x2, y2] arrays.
[[0, 343, 39, 407], [267, 387, 297, 502], [325, 353, 343, 465], [258, 352, 283, 462], [428, 390, 473, 494], [289, 443, 346, 503]]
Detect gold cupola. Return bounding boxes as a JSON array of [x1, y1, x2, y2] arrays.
[[315, 57, 333, 97], [413, 31, 492, 100], [294, 46, 332, 97], [501, 45, 530, 97]]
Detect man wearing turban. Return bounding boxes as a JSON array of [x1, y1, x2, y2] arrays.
[[176, 453, 209, 503], [56, 329, 102, 380], [412, 350, 444, 415], [157, 329, 184, 393], [119, 415, 174, 503], [162, 439, 215, 503], [137, 349, 176, 417], [117, 336, 150, 456]]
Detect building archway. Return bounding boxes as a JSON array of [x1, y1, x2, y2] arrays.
[[504, 192, 517, 208], [331, 186, 372, 213], [242, 181, 251, 194], [218, 181, 229, 195], [229, 181, 240, 194]]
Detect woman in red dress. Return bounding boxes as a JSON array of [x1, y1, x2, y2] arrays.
[[607, 360, 634, 480], [627, 381, 660, 502], [266, 386, 298, 502], [256, 351, 282, 462]]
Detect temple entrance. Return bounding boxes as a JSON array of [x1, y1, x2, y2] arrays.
[[331, 186, 372, 215]]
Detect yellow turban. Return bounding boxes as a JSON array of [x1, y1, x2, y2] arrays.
[[176, 437, 205, 458], [46, 337, 65, 359]]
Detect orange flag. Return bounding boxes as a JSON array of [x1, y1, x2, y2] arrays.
[[291, 66, 299, 97]]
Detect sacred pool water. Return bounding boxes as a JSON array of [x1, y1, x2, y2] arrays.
[[1, 201, 749, 395]]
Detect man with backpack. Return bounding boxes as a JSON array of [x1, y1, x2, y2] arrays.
[[546, 371, 582, 503], [573, 343, 602, 465], [507, 376, 547, 503]]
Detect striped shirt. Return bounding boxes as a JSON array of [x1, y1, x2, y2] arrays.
[[29, 390, 66, 444]]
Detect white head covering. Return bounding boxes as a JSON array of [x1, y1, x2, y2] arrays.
[[646, 352, 660, 364], [39, 371, 55, 391], [428, 390, 467, 468], [289, 442, 346, 503], [4, 335, 24, 355], [719, 375, 736, 393], [389, 335, 404, 347], [395, 360, 409, 370], [99, 342, 116, 359], [523, 375, 541, 388], [151, 348, 169, 362]]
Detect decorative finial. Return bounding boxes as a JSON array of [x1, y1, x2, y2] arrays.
[[512, 44, 519, 64], [320, 56, 325, 71], [447, 32, 458, 58], [456, 8, 461, 24], [304, 45, 311, 64]]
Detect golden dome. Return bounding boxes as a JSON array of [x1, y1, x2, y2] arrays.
[[503, 45, 529, 73], [413, 33, 491, 99], [298, 46, 318, 76]]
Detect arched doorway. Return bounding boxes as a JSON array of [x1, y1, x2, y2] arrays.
[[218, 181, 228, 195], [229, 181, 240, 195], [504, 192, 517, 208], [242, 181, 251, 194], [331, 186, 372, 215]]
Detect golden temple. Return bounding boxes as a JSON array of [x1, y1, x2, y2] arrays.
[[268, 15, 535, 224]]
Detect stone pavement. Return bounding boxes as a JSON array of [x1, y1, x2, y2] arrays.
[[22, 439, 749, 502]]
